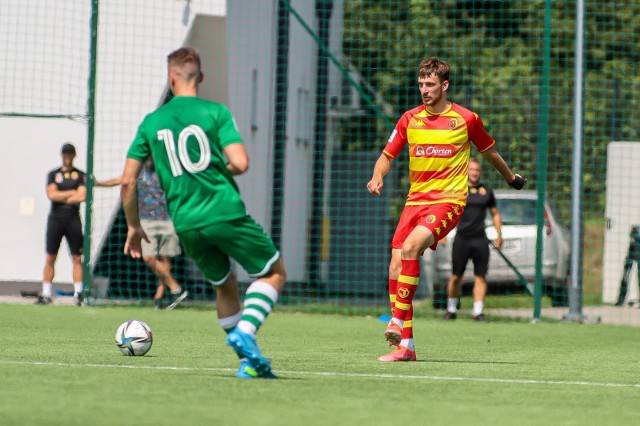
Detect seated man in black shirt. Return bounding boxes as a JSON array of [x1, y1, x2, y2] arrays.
[[444, 157, 503, 321], [38, 143, 86, 305]]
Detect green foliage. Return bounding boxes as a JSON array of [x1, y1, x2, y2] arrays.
[[342, 0, 640, 223]]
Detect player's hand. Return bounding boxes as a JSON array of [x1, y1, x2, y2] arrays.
[[493, 236, 503, 251], [367, 176, 384, 196], [508, 174, 527, 190], [124, 225, 150, 259]]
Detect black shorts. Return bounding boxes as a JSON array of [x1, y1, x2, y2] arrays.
[[46, 214, 83, 256], [451, 234, 489, 277]]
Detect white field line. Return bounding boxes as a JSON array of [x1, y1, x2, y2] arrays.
[[1, 360, 639, 389]]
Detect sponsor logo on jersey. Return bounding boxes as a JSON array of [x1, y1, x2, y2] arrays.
[[424, 145, 455, 158], [434, 226, 442, 235], [397, 287, 410, 299], [55, 173, 63, 183], [63, 172, 70, 179], [415, 146, 425, 157], [426, 214, 436, 224], [448, 118, 459, 129], [470, 187, 478, 194], [414, 119, 425, 127], [441, 219, 448, 227], [388, 129, 397, 143]]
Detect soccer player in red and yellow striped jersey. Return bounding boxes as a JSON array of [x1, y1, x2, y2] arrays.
[[367, 58, 526, 362]]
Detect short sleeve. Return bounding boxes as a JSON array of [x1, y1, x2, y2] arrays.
[[382, 113, 410, 159], [77, 170, 86, 187], [487, 188, 497, 209], [469, 113, 495, 153], [47, 170, 56, 186], [127, 122, 151, 161], [217, 105, 243, 148]]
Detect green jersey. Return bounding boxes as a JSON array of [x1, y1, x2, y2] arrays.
[[127, 96, 247, 233]]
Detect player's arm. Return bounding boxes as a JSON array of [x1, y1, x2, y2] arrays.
[[223, 143, 249, 175], [480, 147, 526, 189], [489, 205, 503, 250], [367, 154, 392, 196], [121, 158, 149, 258], [67, 185, 86, 204], [121, 158, 144, 227], [94, 176, 122, 187], [46, 184, 75, 203]]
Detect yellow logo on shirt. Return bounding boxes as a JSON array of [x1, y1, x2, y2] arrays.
[[448, 118, 459, 129], [71, 171, 79, 180], [64, 172, 70, 179], [479, 187, 487, 195]]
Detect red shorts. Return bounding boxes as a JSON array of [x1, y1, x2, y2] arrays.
[[391, 203, 464, 251]]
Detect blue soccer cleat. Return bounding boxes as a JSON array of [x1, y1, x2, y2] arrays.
[[237, 359, 259, 379], [227, 328, 274, 378]]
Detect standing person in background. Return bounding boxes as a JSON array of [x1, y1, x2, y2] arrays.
[[367, 57, 526, 362], [39, 143, 86, 306], [96, 158, 188, 310], [443, 157, 502, 322]]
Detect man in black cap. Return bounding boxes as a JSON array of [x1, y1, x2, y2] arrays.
[[38, 143, 86, 305]]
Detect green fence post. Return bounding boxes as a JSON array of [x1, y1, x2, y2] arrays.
[[533, 0, 552, 321], [82, 0, 99, 299]]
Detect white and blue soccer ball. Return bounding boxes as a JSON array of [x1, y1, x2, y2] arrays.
[[115, 320, 153, 356]]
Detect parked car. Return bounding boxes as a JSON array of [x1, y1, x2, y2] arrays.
[[423, 190, 570, 308]]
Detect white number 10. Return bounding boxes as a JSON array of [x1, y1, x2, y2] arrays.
[[157, 125, 211, 177]]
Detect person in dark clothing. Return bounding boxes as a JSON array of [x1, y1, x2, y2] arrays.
[[443, 157, 503, 321], [38, 143, 86, 306]]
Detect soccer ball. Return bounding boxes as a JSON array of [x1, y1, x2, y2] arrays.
[[115, 320, 153, 356]]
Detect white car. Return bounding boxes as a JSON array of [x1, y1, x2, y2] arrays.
[[423, 190, 571, 308]]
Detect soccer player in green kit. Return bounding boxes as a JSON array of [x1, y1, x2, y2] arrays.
[[121, 47, 286, 379]]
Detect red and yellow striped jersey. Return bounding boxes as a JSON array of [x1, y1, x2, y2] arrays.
[[383, 103, 495, 206]]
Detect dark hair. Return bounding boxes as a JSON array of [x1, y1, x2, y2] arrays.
[[417, 57, 450, 82]]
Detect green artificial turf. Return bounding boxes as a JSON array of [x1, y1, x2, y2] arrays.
[[0, 304, 638, 426]]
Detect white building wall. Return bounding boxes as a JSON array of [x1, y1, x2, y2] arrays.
[[0, 0, 344, 284]]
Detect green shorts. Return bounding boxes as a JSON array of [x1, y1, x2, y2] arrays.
[[178, 215, 280, 286]]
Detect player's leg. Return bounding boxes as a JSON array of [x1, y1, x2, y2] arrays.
[[388, 249, 402, 313], [382, 204, 463, 361], [445, 236, 469, 319], [385, 248, 415, 353], [144, 256, 163, 308], [471, 238, 490, 321], [216, 216, 285, 377], [178, 222, 276, 378], [156, 221, 188, 309], [39, 216, 63, 304], [65, 215, 84, 304], [383, 208, 414, 347]]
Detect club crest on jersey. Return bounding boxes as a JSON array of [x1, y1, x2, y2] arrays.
[[415, 146, 425, 157], [479, 187, 487, 195], [71, 171, 78, 180], [397, 287, 410, 299], [55, 173, 63, 183], [426, 214, 436, 224], [448, 118, 459, 129]]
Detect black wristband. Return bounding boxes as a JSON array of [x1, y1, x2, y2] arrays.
[[508, 175, 527, 190]]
